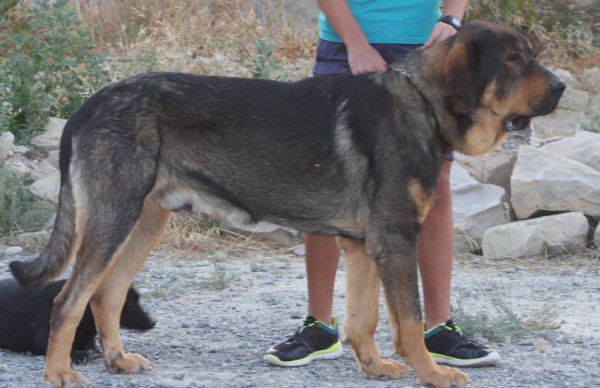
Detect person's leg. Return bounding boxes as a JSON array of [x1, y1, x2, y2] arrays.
[[418, 160, 453, 329], [419, 160, 501, 367], [306, 233, 340, 326], [264, 40, 349, 367], [264, 232, 343, 367]]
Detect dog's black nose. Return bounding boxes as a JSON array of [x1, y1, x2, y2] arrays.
[[551, 80, 566, 96]]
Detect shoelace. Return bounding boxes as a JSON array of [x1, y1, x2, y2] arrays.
[[442, 321, 486, 349], [283, 318, 320, 344]]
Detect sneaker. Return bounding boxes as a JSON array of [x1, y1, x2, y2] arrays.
[[264, 315, 344, 367], [425, 319, 501, 367]]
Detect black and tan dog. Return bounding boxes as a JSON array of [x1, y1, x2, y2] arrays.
[[10, 21, 564, 387]]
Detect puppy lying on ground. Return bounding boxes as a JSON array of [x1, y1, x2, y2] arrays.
[[0, 278, 155, 363]]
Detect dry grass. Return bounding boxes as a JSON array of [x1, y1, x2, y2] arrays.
[[71, 0, 316, 80], [158, 213, 297, 259]]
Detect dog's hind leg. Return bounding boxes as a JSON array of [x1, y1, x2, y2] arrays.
[[44, 232, 125, 388], [337, 237, 409, 380], [90, 196, 171, 374], [45, 195, 162, 387], [45, 165, 161, 387]]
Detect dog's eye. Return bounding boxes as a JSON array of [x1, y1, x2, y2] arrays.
[[507, 53, 520, 61]]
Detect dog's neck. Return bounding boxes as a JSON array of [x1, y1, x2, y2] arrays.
[[386, 41, 471, 154]]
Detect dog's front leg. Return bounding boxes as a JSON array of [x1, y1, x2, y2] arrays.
[[337, 237, 409, 380], [376, 237, 468, 388]]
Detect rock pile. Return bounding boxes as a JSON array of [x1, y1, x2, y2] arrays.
[[455, 67, 600, 258]]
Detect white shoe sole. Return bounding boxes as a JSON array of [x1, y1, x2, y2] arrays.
[[264, 342, 344, 367], [432, 350, 501, 367]]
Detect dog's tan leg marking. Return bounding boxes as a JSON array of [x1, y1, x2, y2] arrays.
[[380, 270, 468, 388], [337, 237, 409, 380], [44, 247, 109, 387], [91, 197, 171, 375], [384, 294, 468, 388]]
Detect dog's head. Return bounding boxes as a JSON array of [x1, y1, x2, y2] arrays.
[[120, 287, 156, 331], [430, 21, 565, 156]]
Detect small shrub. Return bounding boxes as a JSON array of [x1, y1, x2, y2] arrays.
[[0, 168, 55, 236], [451, 286, 562, 342], [248, 38, 280, 80], [0, 0, 111, 142]]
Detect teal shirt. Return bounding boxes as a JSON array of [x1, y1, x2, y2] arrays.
[[319, 0, 442, 44]]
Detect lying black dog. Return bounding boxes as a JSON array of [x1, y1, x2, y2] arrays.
[[0, 277, 155, 363]]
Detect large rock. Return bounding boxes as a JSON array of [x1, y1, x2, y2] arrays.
[[583, 67, 600, 94], [29, 117, 67, 155], [455, 149, 517, 195], [595, 225, 600, 248], [0, 131, 15, 164], [531, 109, 591, 139], [482, 212, 589, 259], [589, 94, 600, 119], [556, 88, 589, 112], [28, 173, 60, 202], [511, 146, 600, 219], [540, 131, 600, 171], [451, 163, 508, 252], [46, 150, 60, 169], [3, 156, 59, 182]]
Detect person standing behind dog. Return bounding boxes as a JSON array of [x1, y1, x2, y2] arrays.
[[264, 0, 501, 368]]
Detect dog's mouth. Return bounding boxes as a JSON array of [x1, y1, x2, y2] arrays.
[[503, 115, 531, 132]]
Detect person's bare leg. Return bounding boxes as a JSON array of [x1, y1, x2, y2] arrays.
[[306, 233, 340, 326], [418, 160, 453, 329]]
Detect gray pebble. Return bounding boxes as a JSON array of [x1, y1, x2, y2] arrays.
[[586, 337, 600, 346], [5, 246, 23, 255], [517, 339, 534, 346]]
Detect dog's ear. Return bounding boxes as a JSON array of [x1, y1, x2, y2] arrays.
[[443, 42, 475, 114]]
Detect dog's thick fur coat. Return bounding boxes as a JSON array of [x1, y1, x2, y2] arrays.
[[10, 22, 564, 387]]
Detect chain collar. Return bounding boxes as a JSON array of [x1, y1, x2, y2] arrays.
[[390, 66, 414, 79]]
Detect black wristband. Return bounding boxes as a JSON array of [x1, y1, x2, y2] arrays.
[[438, 15, 462, 30]]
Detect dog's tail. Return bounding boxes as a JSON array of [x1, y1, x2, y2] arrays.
[[10, 125, 77, 287]]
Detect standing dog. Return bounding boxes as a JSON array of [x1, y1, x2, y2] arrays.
[[0, 278, 155, 363], [10, 22, 564, 387]]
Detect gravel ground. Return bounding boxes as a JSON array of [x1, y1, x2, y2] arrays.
[[0, 246, 599, 388]]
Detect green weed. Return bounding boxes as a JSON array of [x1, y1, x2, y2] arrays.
[[451, 282, 563, 342], [204, 262, 232, 291], [0, 168, 54, 236], [0, 0, 111, 142]]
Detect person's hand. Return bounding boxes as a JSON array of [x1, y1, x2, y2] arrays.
[[422, 22, 458, 49], [347, 43, 387, 75]]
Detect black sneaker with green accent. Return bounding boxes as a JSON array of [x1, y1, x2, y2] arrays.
[[425, 319, 500, 367], [264, 315, 344, 367]]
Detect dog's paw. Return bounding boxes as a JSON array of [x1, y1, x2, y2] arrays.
[[417, 366, 468, 388], [105, 352, 151, 374], [361, 358, 410, 380], [45, 369, 89, 388]]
